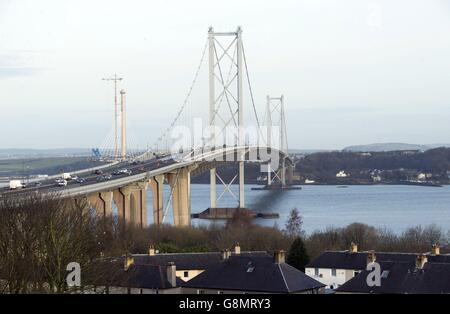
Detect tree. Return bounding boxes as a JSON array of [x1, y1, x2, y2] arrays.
[[287, 237, 310, 272], [0, 193, 108, 293], [284, 208, 304, 238]]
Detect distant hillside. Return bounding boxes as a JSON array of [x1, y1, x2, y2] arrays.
[[343, 143, 450, 152], [0, 148, 91, 158], [295, 147, 450, 185]]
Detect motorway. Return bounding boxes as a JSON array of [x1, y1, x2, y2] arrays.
[[1, 146, 290, 198], [0, 154, 176, 197]]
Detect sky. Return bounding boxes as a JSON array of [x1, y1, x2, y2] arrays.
[[1, 0, 450, 150]]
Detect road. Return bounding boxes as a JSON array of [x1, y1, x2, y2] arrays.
[[1, 155, 176, 196]]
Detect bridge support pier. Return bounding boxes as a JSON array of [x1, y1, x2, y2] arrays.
[[149, 175, 164, 225], [286, 163, 294, 184], [113, 182, 148, 227], [130, 184, 148, 228], [239, 161, 245, 208], [113, 186, 131, 225], [88, 191, 113, 218], [167, 168, 191, 227]]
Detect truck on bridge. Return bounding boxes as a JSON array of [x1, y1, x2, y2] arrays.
[[9, 180, 24, 190]]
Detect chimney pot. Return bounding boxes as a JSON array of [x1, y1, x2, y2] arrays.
[[416, 254, 428, 269], [234, 242, 241, 255], [274, 250, 286, 264], [221, 249, 231, 260], [149, 245, 156, 256], [350, 242, 358, 253], [166, 262, 177, 288], [432, 244, 440, 256], [367, 250, 376, 264], [124, 255, 134, 271]]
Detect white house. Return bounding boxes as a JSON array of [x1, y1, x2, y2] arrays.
[[305, 244, 445, 290], [336, 171, 349, 178]]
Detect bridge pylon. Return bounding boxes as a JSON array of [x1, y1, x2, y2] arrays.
[[207, 26, 246, 209], [262, 95, 295, 189]]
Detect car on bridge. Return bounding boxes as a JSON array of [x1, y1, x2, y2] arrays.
[[75, 177, 85, 184], [96, 174, 112, 182], [56, 179, 67, 187]]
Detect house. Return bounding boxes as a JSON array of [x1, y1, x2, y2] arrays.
[[417, 173, 427, 181], [336, 171, 349, 178], [88, 256, 182, 294], [305, 243, 449, 290], [336, 255, 450, 294], [128, 244, 269, 282], [182, 250, 325, 294]]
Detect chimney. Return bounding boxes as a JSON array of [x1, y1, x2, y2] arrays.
[[350, 242, 358, 253], [234, 242, 241, 255], [416, 254, 428, 269], [124, 255, 134, 271], [221, 249, 231, 260], [367, 251, 376, 264], [274, 250, 286, 264], [149, 245, 156, 256], [166, 262, 177, 288], [431, 244, 440, 256]]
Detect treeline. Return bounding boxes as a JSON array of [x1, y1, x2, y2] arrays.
[[296, 147, 450, 182], [305, 222, 449, 259]]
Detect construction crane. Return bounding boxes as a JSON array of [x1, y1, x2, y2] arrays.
[[102, 74, 123, 160]]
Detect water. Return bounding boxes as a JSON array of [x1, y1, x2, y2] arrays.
[[148, 184, 450, 234]]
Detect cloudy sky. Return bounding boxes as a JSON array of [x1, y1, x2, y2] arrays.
[[1, 0, 450, 150]]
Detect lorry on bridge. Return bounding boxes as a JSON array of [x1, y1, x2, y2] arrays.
[[9, 180, 24, 190], [61, 173, 72, 180]]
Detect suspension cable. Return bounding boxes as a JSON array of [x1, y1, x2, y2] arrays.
[[148, 38, 209, 157], [242, 42, 267, 146]]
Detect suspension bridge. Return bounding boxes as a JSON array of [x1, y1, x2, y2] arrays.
[[2, 27, 295, 227]]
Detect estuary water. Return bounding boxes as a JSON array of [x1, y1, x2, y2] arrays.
[[148, 184, 450, 234]]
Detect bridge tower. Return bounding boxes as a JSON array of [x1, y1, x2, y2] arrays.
[[265, 95, 291, 187], [102, 74, 123, 160], [208, 26, 246, 209], [120, 89, 127, 160]]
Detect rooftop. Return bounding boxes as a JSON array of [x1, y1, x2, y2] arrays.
[[306, 250, 450, 270], [336, 261, 450, 294], [113, 251, 270, 270], [182, 254, 325, 293]]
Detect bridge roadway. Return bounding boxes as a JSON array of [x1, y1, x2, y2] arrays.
[[1, 146, 293, 227]]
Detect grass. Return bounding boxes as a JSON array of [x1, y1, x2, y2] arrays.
[[0, 157, 99, 176]]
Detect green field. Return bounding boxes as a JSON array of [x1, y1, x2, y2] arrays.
[[0, 157, 104, 177]]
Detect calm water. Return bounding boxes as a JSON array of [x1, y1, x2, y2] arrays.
[[147, 184, 450, 234]]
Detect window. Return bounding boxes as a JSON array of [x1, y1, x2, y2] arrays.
[[314, 268, 319, 276], [184, 271, 189, 278], [197, 290, 205, 294], [331, 269, 337, 277]]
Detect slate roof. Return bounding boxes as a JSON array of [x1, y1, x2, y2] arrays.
[[182, 255, 325, 293], [336, 261, 450, 294], [306, 251, 450, 270], [88, 260, 181, 290], [128, 251, 270, 270]]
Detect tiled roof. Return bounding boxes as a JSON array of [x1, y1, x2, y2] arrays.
[[306, 251, 450, 270], [182, 255, 325, 293], [336, 261, 450, 294]]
